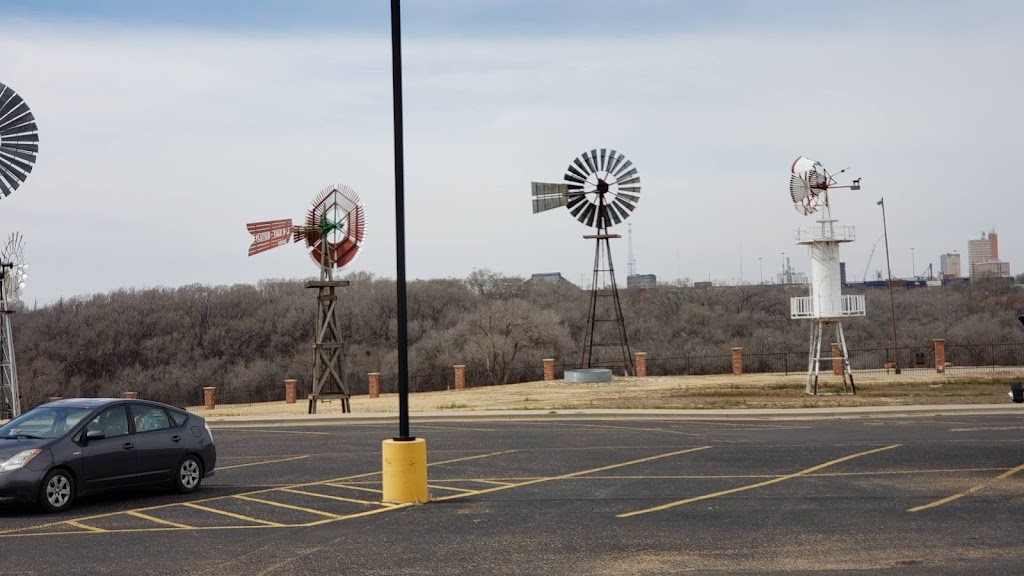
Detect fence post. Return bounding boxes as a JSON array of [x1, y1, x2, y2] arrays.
[[731, 347, 743, 376], [203, 387, 216, 410], [543, 359, 555, 381], [635, 352, 648, 377], [284, 379, 298, 404], [933, 339, 945, 373], [368, 372, 381, 398], [122, 391, 138, 399], [831, 343, 842, 376], [454, 365, 466, 390]]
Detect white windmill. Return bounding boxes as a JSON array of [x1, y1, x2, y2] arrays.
[[788, 156, 864, 395], [1, 232, 28, 418]]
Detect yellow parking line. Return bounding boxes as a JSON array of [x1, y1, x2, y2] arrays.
[[427, 484, 476, 493], [127, 511, 193, 529], [324, 483, 383, 494], [212, 428, 332, 435], [219, 455, 310, 470], [182, 502, 285, 526], [908, 462, 1024, 512], [279, 487, 392, 506], [66, 520, 105, 532], [471, 479, 516, 486], [233, 494, 342, 518], [618, 444, 901, 518], [433, 446, 712, 502]]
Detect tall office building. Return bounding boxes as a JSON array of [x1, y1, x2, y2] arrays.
[[968, 230, 1010, 278], [939, 253, 961, 278]]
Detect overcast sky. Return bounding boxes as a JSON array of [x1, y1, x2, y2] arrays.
[[2, 0, 1021, 304]]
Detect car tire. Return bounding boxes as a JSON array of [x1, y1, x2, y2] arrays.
[[173, 455, 203, 494], [38, 468, 75, 513]]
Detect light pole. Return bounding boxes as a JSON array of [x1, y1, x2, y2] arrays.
[[758, 257, 763, 285], [911, 247, 915, 278], [877, 197, 901, 374], [781, 252, 786, 284]]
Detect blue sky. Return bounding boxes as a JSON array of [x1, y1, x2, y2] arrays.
[[1, 1, 1022, 303]]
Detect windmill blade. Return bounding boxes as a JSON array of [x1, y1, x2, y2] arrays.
[[598, 148, 608, 172], [246, 218, 294, 256], [606, 150, 623, 175], [582, 150, 598, 174], [0, 83, 39, 199]]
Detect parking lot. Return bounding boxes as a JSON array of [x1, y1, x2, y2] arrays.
[[2, 414, 1024, 575]]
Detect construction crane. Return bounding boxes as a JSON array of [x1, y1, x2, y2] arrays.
[[862, 234, 884, 282]]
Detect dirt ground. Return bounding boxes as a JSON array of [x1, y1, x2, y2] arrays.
[[190, 370, 1024, 417]]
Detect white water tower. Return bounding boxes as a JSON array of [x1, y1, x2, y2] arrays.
[[788, 156, 865, 395]]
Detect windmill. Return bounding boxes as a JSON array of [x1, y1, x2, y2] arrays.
[[0, 81, 39, 419], [246, 184, 366, 414], [789, 156, 864, 394], [532, 148, 641, 375]]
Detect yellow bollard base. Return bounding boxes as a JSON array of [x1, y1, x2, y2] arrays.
[[382, 438, 428, 504]]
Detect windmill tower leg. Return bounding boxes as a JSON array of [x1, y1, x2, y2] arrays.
[[836, 322, 856, 394], [0, 308, 20, 419], [306, 280, 352, 414], [580, 231, 633, 376]]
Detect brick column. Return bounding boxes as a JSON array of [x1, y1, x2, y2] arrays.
[[635, 352, 648, 377], [831, 343, 842, 376], [284, 379, 297, 404], [934, 339, 945, 374], [454, 365, 466, 390], [48, 396, 63, 402], [368, 372, 381, 398], [731, 347, 743, 376], [203, 387, 217, 410], [543, 359, 555, 381], [122, 391, 138, 399]]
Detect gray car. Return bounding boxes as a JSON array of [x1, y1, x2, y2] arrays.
[[0, 398, 217, 512]]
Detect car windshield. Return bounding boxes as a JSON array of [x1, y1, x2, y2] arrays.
[[0, 406, 94, 439]]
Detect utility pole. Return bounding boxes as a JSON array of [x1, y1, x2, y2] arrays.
[[878, 197, 900, 374]]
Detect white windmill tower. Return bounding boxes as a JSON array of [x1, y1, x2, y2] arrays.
[[788, 156, 865, 395], [1, 232, 28, 418]]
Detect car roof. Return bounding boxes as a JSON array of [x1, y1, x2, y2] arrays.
[[40, 398, 187, 412]]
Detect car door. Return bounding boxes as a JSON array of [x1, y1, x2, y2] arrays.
[[79, 405, 138, 492], [129, 404, 185, 483]]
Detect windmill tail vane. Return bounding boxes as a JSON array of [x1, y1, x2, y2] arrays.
[[245, 219, 294, 256]]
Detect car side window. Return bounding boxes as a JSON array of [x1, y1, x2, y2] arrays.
[[86, 406, 130, 438], [130, 405, 172, 433], [167, 409, 188, 427]]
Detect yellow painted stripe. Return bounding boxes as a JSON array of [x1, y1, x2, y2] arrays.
[[212, 428, 331, 435], [427, 484, 476, 493], [279, 487, 392, 506], [182, 502, 285, 526], [233, 494, 342, 518], [908, 462, 1024, 512], [618, 444, 901, 518], [469, 479, 516, 486], [126, 511, 193, 529], [433, 446, 712, 502], [297, 503, 414, 526], [219, 455, 310, 470], [324, 483, 383, 494], [66, 520, 105, 532]]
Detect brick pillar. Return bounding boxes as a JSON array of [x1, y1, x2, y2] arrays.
[[831, 343, 842, 376], [122, 391, 138, 399], [543, 359, 555, 381], [731, 347, 743, 376], [635, 352, 648, 377], [454, 365, 466, 390], [284, 379, 297, 404], [48, 396, 63, 402], [368, 372, 381, 398], [934, 339, 945, 374], [203, 387, 216, 410]]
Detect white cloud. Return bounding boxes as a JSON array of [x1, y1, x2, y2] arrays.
[[1, 15, 1021, 304]]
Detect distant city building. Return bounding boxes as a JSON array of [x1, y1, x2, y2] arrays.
[[529, 272, 568, 285], [940, 253, 961, 279], [626, 274, 657, 289], [968, 230, 1010, 278]]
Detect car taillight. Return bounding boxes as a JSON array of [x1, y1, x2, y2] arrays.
[[204, 421, 214, 442]]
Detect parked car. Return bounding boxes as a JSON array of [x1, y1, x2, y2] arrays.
[[0, 398, 216, 512]]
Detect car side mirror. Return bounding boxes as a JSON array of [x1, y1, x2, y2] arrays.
[[85, 429, 106, 442]]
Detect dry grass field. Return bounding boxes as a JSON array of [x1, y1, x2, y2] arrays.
[[188, 370, 1024, 417]]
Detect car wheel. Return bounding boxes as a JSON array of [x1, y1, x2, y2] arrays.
[[39, 469, 75, 513], [173, 455, 203, 494]]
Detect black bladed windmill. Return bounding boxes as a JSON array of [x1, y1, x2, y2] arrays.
[[532, 149, 641, 375], [0, 81, 39, 419], [246, 184, 366, 414]]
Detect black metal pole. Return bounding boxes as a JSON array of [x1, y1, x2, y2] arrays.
[[391, 0, 412, 440], [879, 197, 901, 374]]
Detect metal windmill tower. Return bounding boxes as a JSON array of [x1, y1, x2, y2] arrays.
[[532, 148, 641, 375], [789, 156, 864, 395], [0, 81, 40, 418], [246, 184, 366, 414]]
